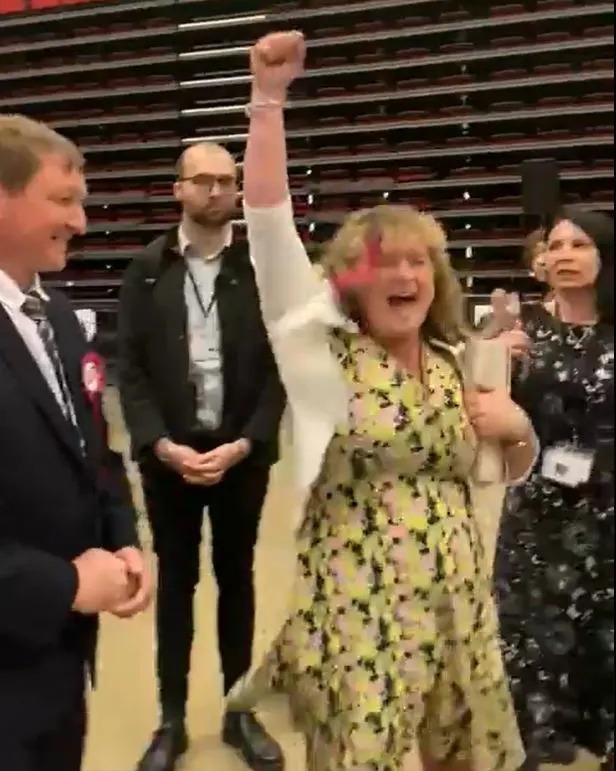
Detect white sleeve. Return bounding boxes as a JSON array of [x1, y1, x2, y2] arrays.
[[244, 197, 350, 513]]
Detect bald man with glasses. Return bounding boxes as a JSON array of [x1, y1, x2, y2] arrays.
[[118, 142, 286, 771]]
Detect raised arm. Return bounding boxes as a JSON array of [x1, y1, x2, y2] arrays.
[[243, 31, 340, 330]]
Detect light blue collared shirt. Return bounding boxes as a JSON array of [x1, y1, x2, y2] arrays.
[[179, 226, 232, 430]]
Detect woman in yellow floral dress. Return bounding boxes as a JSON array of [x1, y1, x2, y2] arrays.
[[228, 32, 539, 771]]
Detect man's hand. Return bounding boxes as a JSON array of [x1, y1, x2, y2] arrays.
[[154, 438, 202, 476], [109, 547, 153, 619], [182, 439, 252, 486], [72, 548, 131, 615]]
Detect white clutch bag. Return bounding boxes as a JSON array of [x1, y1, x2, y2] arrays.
[[463, 337, 512, 484]]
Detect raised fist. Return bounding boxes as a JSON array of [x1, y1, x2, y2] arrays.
[[250, 31, 306, 99]]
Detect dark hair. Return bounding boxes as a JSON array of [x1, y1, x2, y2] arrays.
[[550, 207, 614, 326]]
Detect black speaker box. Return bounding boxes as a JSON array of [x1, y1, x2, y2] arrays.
[[521, 158, 560, 231]]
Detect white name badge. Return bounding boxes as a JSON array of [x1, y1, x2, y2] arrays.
[[541, 445, 594, 488]]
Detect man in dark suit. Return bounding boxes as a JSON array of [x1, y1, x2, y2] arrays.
[[118, 142, 286, 771], [0, 114, 151, 771]]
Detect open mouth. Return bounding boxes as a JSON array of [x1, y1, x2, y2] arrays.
[[387, 293, 417, 308], [555, 269, 579, 278]]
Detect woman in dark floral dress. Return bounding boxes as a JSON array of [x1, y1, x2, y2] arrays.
[[495, 209, 614, 769]]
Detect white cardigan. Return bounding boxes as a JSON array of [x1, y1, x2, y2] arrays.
[[245, 197, 352, 518]]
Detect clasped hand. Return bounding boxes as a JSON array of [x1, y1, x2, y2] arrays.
[[159, 440, 250, 486], [464, 387, 531, 445], [72, 546, 152, 620]]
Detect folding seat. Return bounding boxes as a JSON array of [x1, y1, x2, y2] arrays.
[[490, 3, 525, 14], [396, 139, 430, 150], [581, 92, 613, 104], [315, 114, 348, 127], [396, 77, 430, 90], [583, 26, 613, 37], [354, 80, 388, 94], [537, 95, 571, 107], [536, 0, 574, 9], [491, 67, 528, 80], [439, 105, 472, 116], [355, 110, 385, 124], [536, 31, 572, 42], [146, 182, 173, 201], [540, 128, 572, 139], [145, 17, 172, 29], [437, 73, 474, 85], [397, 166, 435, 181], [439, 42, 474, 54], [489, 35, 525, 47], [585, 123, 613, 136], [315, 55, 347, 68], [355, 51, 386, 64], [533, 62, 571, 75], [450, 166, 487, 177], [356, 140, 387, 154], [439, 10, 470, 21], [355, 20, 385, 33], [491, 99, 525, 111], [394, 46, 431, 59], [363, 170, 394, 187], [315, 85, 347, 97], [312, 25, 346, 38], [494, 195, 521, 205], [398, 15, 430, 26], [444, 136, 476, 146], [397, 109, 429, 121], [491, 131, 526, 143], [582, 58, 613, 70]]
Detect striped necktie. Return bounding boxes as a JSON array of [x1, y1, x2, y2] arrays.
[[21, 291, 85, 451]]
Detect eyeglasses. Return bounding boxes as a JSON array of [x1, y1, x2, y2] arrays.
[[177, 173, 237, 192]]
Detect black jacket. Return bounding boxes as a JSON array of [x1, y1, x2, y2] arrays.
[[117, 229, 285, 466], [0, 289, 138, 744]]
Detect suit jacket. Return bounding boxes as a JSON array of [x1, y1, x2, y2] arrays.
[[0, 289, 138, 744], [117, 229, 286, 466]]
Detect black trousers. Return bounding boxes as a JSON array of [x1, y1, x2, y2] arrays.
[[142, 454, 270, 721], [2, 696, 86, 771]]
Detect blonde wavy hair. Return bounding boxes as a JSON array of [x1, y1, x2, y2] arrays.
[[321, 204, 469, 346]]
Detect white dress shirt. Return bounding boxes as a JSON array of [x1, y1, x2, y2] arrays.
[[0, 268, 66, 410]]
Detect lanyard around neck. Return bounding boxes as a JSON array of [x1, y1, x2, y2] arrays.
[[185, 262, 218, 324]]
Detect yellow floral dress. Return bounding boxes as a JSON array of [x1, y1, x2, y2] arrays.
[[240, 329, 524, 771]]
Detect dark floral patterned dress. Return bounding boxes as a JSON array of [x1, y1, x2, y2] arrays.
[[495, 305, 614, 766]]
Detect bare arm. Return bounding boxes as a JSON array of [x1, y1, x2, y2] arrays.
[[503, 425, 540, 484], [243, 31, 340, 328]]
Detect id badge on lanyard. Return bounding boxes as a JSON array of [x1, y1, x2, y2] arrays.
[[541, 444, 595, 487]]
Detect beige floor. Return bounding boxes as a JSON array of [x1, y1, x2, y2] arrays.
[[83, 389, 598, 771]]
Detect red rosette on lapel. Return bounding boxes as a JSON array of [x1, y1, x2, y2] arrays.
[[81, 350, 106, 429]]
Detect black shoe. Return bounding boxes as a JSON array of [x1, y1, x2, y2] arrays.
[[222, 711, 284, 770], [135, 722, 188, 771]]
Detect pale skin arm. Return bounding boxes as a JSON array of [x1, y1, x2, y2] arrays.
[[503, 425, 539, 483], [465, 387, 538, 484]]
